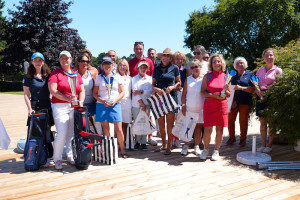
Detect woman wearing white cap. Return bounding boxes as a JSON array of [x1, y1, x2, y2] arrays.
[[48, 50, 85, 170], [131, 61, 153, 151], [93, 57, 128, 158]]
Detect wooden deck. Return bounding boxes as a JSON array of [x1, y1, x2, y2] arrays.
[[0, 93, 300, 200]]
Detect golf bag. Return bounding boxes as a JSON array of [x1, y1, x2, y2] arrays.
[[72, 107, 103, 170], [24, 110, 54, 171]]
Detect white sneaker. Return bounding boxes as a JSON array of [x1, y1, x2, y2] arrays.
[[181, 145, 188, 156], [67, 156, 75, 165], [263, 147, 272, 153], [194, 145, 201, 156], [257, 146, 265, 152], [200, 149, 209, 160], [174, 140, 181, 148], [211, 150, 220, 161], [55, 160, 63, 170], [148, 137, 158, 146]]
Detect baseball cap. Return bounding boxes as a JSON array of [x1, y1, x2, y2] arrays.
[[31, 52, 45, 60], [59, 50, 72, 58], [102, 57, 113, 64]]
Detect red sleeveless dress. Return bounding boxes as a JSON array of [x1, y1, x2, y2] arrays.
[[203, 70, 228, 127]]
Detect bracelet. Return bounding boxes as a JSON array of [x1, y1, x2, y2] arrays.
[[242, 87, 244, 91], [181, 104, 186, 106]]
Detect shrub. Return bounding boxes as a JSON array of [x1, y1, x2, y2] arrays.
[[0, 81, 23, 92]]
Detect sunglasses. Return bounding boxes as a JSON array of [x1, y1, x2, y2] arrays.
[[203, 57, 209, 60], [190, 66, 199, 70], [80, 60, 90, 63], [162, 54, 171, 57], [193, 52, 201, 55]]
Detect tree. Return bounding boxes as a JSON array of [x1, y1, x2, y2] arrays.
[[0, 0, 6, 52], [0, 0, 86, 80], [255, 39, 300, 145], [184, 0, 300, 69], [92, 52, 107, 68]]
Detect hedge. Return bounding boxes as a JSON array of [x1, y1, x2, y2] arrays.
[[0, 81, 23, 92]]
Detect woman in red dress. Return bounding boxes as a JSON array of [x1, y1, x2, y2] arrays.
[[200, 54, 231, 161]]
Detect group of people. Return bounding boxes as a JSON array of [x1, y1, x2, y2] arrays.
[[23, 41, 282, 170]]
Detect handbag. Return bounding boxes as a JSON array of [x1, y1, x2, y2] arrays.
[[131, 110, 156, 136], [172, 111, 199, 142], [147, 90, 179, 119], [93, 136, 118, 165]]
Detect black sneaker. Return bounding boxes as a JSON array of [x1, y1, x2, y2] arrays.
[[141, 144, 148, 151], [134, 143, 140, 151]]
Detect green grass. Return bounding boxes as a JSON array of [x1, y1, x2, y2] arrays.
[[0, 91, 24, 95]]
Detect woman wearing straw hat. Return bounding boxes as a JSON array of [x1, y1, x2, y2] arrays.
[[48, 50, 85, 170], [152, 48, 181, 155]]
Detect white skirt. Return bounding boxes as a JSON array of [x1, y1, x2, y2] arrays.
[[121, 107, 132, 123]]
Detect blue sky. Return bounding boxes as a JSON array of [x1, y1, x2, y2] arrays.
[[3, 0, 215, 58]]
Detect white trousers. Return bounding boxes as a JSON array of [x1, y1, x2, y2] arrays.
[[52, 103, 74, 162]]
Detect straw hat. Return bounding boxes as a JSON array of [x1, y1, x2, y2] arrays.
[[157, 48, 173, 59]]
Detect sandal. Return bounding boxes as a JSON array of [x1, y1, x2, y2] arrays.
[[155, 147, 167, 152], [164, 149, 171, 155], [121, 153, 129, 159]]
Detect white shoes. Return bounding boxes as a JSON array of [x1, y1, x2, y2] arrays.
[[257, 146, 265, 152], [200, 149, 209, 160], [67, 156, 75, 165], [263, 147, 272, 153], [181, 145, 188, 156], [194, 145, 201, 156], [148, 137, 158, 146], [55, 160, 63, 170], [211, 150, 220, 161]]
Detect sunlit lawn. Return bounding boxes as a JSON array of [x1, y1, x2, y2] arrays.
[[0, 91, 23, 95]]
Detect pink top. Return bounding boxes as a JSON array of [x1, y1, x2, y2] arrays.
[[256, 65, 282, 90], [48, 67, 83, 103], [129, 55, 154, 77], [206, 70, 225, 96]]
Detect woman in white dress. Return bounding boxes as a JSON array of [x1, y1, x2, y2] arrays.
[[116, 59, 132, 142], [181, 59, 204, 156]]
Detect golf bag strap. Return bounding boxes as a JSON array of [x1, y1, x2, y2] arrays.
[[79, 131, 103, 141], [88, 113, 98, 134], [83, 134, 104, 142]]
